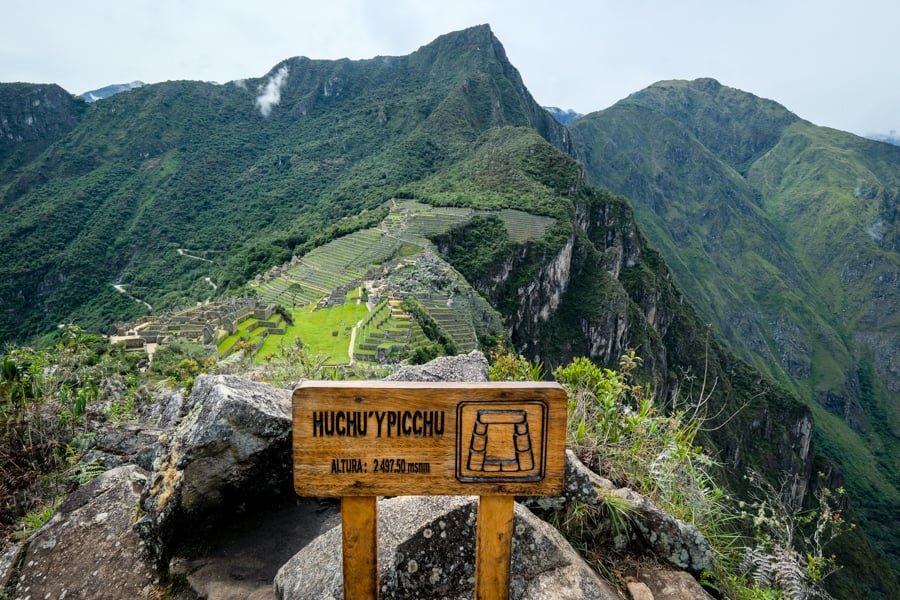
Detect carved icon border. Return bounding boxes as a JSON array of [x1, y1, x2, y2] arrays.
[[455, 399, 548, 483]]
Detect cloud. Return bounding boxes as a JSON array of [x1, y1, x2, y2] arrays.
[[255, 65, 289, 117]]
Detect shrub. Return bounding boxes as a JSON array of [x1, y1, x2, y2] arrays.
[[489, 348, 850, 599], [149, 340, 215, 390]]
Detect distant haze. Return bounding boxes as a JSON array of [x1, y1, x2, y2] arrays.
[[1, 0, 897, 137]]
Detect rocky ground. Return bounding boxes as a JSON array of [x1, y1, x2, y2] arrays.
[[1, 351, 714, 599]]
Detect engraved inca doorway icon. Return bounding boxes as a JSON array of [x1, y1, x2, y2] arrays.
[[456, 401, 548, 482]]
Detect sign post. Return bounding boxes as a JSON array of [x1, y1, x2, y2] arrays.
[[292, 381, 567, 599]]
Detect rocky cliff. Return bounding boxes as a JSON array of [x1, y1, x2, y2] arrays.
[[1, 356, 718, 600], [430, 142, 816, 508], [0, 83, 85, 181]]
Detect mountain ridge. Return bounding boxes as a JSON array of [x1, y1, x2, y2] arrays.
[[570, 77, 900, 572], [1, 27, 897, 595], [0, 25, 568, 343]]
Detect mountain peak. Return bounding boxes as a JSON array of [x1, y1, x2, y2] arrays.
[[621, 77, 798, 171], [415, 23, 506, 63], [78, 81, 145, 103], [544, 107, 583, 125]]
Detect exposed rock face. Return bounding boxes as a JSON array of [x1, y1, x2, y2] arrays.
[[85, 423, 168, 472], [0, 83, 82, 150], [136, 374, 293, 561], [274, 496, 619, 600], [0, 542, 24, 590], [579, 199, 642, 278], [12, 465, 160, 600], [529, 451, 714, 574], [386, 350, 490, 382], [174, 497, 340, 600], [632, 564, 715, 600], [516, 235, 574, 326]]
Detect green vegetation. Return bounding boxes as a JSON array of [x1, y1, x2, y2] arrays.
[[0, 326, 146, 538], [257, 296, 368, 365], [2, 26, 895, 595], [431, 215, 512, 282], [242, 196, 534, 365], [0, 25, 567, 343], [492, 349, 857, 600], [399, 298, 458, 357], [149, 339, 216, 390], [570, 78, 900, 575]]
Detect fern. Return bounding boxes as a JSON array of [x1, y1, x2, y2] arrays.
[[739, 545, 836, 600], [772, 547, 807, 600], [71, 460, 107, 486], [740, 546, 774, 588]]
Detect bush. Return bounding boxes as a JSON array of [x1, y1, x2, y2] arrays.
[[410, 343, 442, 365], [489, 348, 850, 599], [148, 339, 215, 390]]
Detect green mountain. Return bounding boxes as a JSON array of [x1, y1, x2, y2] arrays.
[[570, 77, 900, 570], [1, 26, 896, 595], [0, 24, 568, 343], [0, 83, 85, 182]]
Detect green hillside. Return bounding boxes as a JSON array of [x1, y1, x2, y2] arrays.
[[2, 27, 896, 594], [414, 126, 818, 506], [0, 24, 567, 343], [570, 78, 900, 572]]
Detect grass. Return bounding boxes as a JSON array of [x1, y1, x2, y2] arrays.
[[256, 293, 368, 365], [16, 495, 64, 539], [215, 317, 267, 355]]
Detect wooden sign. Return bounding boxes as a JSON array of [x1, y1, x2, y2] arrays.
[[292, 381, 567, 497], [291, 381, 569, 600]]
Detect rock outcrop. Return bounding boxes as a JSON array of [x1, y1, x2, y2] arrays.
[[0, 357, 722, 599], [528, 451, 714, 574], [630, 564, 715, 600], [136, 374, 293, 561], [386, 349, 490, 382], [12, 465, 160, 600], [274, 495, 619, 600]]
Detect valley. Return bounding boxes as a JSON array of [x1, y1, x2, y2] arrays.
[[569, 79, 900, 567], [112, 199, 555, 367], [1, 24, 898, 597]]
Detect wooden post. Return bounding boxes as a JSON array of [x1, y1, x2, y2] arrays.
[[342, 496, 379, 600], [475, 495, 515, 600]]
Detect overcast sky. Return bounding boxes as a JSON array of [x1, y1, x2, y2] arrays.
[[2, 0, 897, 137]]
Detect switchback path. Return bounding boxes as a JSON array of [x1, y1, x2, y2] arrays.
[[111, 284, 152, 312]]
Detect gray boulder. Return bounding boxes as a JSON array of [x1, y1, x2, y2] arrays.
[[528, 450, 713, 574], [274, 496, 619, 600], [85, 422, 167, 472], [0, 542, 24, 590], [12, 465, 160, 600], [386, 350, 489, 382], [136, 374, 293, 561], [634, 564, 715, 599]]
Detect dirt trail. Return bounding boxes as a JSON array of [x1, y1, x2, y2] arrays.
[[177, 248, 212, 263], [111, 284, 152, 311], [347, 298, 371, 366]]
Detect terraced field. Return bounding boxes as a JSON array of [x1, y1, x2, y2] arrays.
[[216, 314, 286, 357], [353, 298, 428, 364], [256, 291, 368, 365], [241, 198, 547, 364], [498, 209, 555, 243], [256, 279, 321, 307], [416, 294, 479, 353]]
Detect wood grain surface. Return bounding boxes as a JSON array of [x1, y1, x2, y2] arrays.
[[475, 495, 515, 600], [341, 496, 379, 599], [292, 381, 567, 497]]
